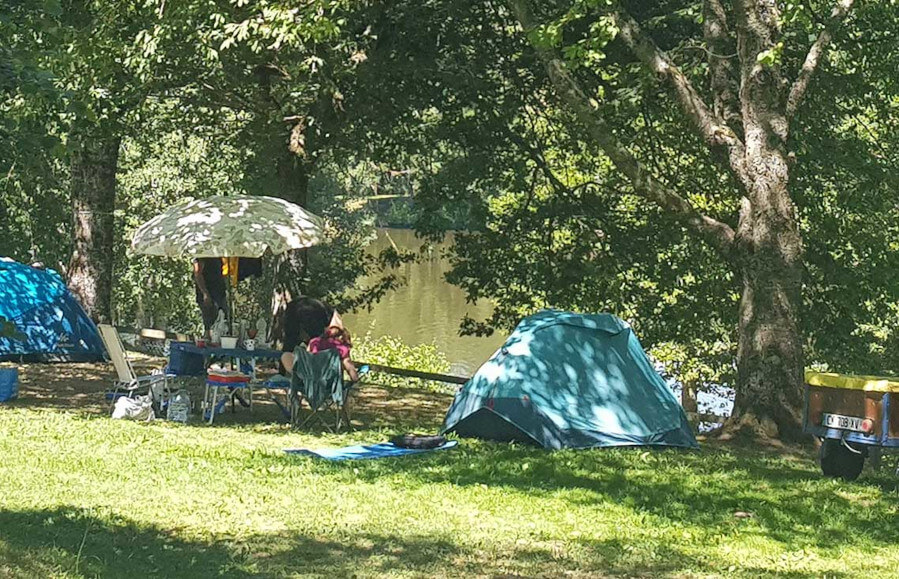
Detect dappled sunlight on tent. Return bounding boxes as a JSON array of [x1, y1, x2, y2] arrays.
[[477, 359, 506, 383], [0, 261, 105, 362], [443, 310, 697, 450]]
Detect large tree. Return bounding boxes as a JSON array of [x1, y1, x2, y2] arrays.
[[494, 0, 876, 439]]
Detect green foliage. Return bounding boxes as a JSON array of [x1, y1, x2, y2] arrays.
[[0, 316, 24, 341], [377, 199, 417, 228], [0, 2, 69, 268], [5, 0, 899, 405], [353, 332, 452, 391], [113, 105, 251, 332], [354, 0, 899, 391], [110, 116, 399, 332]]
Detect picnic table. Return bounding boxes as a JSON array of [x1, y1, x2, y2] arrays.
[[167, 341, 288, 423], [168, 341, 283, 371]]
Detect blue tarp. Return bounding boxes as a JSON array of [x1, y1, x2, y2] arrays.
[[0, 260, 105, 362], [284, 440, 459, 461], [442, 310, 698, 450]]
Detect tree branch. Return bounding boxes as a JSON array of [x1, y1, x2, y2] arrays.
[[613, 8, 744, 157], [786, 0, 855, 121], [508, 0, 736, 256], [702, 0, 741, 130]]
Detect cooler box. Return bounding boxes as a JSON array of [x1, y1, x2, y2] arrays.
[[206, 370, 251, 385], [168, 344, 206, 376]]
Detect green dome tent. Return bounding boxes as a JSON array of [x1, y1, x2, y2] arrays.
[[442, 310, 698, 450]]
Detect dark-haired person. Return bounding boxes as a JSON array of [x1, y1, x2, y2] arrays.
[[281, 325, 360, 383], [281, 296, 337, 352]]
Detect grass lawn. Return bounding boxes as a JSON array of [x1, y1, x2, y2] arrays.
[[0, 363, 897, 578]]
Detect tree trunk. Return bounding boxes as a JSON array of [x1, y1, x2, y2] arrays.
[[728, 148, 805, 440], [67, 135, 121, 323], [506, 0, 854, 440], [723, 0, 805, 440], [681, 380, 699, 414], [269, 149, 313, 347]]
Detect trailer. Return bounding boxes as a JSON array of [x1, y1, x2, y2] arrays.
[[803, 370, 899, 480]]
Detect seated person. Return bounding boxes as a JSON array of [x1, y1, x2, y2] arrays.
[[282, 296, 335, 354], [281, 325, 360, 383]]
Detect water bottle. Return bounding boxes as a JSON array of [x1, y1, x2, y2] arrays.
[[167, 390, 191, 423]]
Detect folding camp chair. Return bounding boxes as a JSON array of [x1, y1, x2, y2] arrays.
[[290, 348, 358, 432], [97, 324, 169, 413]]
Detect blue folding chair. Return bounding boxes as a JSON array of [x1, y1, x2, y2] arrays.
[[290, 349, 367, 432]]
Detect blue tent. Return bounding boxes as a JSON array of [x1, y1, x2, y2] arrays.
[[0, 260, 105, 362], [443, 310, 698, 450]]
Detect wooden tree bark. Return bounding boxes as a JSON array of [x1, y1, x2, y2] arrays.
[[67, 134, 121, 323], [267, 84, 338, 346], [726, 0, 807, 438], [269, 146, 313, 347], [509, 0, 855, 439]]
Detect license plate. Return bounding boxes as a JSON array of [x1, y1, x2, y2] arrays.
[[821, 413, 866, 432]]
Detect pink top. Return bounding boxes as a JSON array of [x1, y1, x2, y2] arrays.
[[308, 336, 351, 360]]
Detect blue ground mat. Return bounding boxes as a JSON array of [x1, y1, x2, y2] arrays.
[[284, 440, 458, 461]]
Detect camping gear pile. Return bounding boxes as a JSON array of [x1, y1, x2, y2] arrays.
[[166, 390, 192, 423], [111, 395, 155, 421]]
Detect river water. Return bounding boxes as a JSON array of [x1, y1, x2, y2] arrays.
[[342, 229, 505, 376]]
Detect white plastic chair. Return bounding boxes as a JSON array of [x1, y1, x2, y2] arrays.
[[97, 324, 169, 412]]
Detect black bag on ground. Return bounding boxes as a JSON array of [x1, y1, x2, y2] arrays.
[[390, 433, 447, 449]]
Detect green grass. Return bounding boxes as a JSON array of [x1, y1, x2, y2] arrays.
[[0, 387, 897, 578]]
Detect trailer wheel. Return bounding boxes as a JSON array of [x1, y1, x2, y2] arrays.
[[820, 438, 866, 481]]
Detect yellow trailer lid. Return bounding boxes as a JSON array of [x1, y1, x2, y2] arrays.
[[805, 370, 899, 393]]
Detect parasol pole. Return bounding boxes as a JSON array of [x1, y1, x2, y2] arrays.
[[227, 257, 239, 336]]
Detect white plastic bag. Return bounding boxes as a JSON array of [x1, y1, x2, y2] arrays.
[[112, 395, 155, 421]]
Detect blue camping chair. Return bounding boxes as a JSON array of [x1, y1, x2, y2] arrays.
[[289, 348, 361, 432]]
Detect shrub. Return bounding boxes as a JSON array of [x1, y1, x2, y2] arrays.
[[353, 333, 453, 392]]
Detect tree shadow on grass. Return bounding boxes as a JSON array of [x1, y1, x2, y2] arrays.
[[0, 506, 466, 578], [0, 507, 245, 578], [196, 381, 452, 434], [9, 362, 114, 414], [308, 441, 898, 552], [0, 506, 721, 578], [11, 358, 450, 434]]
